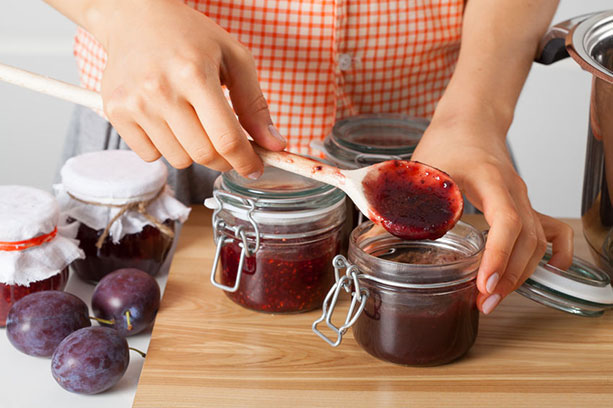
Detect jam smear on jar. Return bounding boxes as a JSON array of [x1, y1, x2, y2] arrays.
[[70, 220, 174, 284], [362, 160, 463, 240], [0, 268, 69, 327], [219, 230, 342, 313]]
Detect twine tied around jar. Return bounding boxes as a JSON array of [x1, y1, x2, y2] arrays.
[[67, 188, 174, 249]]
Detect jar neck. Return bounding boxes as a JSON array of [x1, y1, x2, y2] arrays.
[[348, 221, 484, 287]]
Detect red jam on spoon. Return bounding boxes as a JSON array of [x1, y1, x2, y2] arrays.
[[362, 160, 463, 240]]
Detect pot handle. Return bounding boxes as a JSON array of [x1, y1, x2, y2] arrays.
[[535, 12, 597, 65]]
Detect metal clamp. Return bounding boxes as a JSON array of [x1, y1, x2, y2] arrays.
[[312, 255, 369, 347], [209, 190, 260, 293]]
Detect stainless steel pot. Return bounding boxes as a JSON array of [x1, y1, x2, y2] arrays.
[[537, 11, 613, 276]]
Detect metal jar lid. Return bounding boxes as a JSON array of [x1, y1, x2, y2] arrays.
[[517, 248, 613, 317], [320, 114, 429, 169]]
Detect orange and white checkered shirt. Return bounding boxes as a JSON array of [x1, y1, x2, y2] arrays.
[[74, 0, 463, 155]]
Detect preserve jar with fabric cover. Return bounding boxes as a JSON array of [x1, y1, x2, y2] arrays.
[[55, 150, 190, 283], [205, 166, 346, 313], [314, 222, 613, 366], [0, 185, 84, 326]]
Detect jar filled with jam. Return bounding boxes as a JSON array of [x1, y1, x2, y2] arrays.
[[55, 150, 190, 283], [313, 220, 484, 366], [0, 186, 83, 326], [206, 166, 347, 313], [314, 222, 613, 366]]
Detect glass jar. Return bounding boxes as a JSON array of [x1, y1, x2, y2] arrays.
[[0, 185, 83, 327], [207, 166, 347, 313], [313, 220, 484, 366], [314, 222, 613, 366], [321, 114, 428, 169], [56, 150, 190, 283]]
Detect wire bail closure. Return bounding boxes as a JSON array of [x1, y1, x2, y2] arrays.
[[209, 190, 261, 293], [312, 255, 369, 347]]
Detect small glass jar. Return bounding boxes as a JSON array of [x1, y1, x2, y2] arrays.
[[0, 186, 83, 326], [313, 220, 484, 366], [207, 166, 347, 313], [55, 150, 190, 283]]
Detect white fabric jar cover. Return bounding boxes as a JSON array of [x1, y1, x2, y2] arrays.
[[54, 150, 191, 243], [0, 185, 84, 286]]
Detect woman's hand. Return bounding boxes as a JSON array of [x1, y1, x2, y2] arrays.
[[412, 116, 574, 314], [57, 0, 286, 177]]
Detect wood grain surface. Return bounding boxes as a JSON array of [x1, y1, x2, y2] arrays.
[[133, 208, 613, 408]]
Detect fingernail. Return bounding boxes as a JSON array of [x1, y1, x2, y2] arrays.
[[268, 125, 286, 145], [247, 170, 262, 180], [482, 294, 501, 315], [486, 273, 500, 294]]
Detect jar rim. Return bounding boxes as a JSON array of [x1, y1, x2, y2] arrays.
[[348, 220, 485, 287], [323, 114, 429, 168]]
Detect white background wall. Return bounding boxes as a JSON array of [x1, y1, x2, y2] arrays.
[[0, 1, 610, 217]]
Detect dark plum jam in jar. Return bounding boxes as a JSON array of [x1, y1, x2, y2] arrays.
[[208, 166, 346, 313], [313, 221, 484, 366], [69, 220, 174, 283], [57, 150, 190, 284], [0, 268, 69, 327]]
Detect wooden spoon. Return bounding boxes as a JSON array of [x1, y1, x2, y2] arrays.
[[0, 62, 463, 240]]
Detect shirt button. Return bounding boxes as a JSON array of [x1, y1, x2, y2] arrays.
[[338, 53, 352, 71]]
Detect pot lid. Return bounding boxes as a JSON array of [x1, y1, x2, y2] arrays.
[[568, 11, 613, 83], [517, 248, 613, 317]]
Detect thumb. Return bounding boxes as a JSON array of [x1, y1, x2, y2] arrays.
[[224, 46, 286, 151]]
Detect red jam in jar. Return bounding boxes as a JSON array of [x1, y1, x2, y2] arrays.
[[314, 221, 484, 366], [209, 166, 346, 313], [69, 221, 174, 283], [0, 268, 69, 327], [220, 229, 342, 313]]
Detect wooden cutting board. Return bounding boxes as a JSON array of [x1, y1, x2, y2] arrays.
[[133, 207, 613, 407]]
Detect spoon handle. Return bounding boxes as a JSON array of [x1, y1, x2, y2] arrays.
[[0, 62, 103, 111], [0, 62, 348, 188], [253, 146, 346, 188]]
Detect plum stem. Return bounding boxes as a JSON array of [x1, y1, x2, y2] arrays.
[[129, 347, 147, 358], [125, 310, 133, 331], [89, 315, 115, 326]]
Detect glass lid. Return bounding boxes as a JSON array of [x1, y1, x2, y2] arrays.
[[222, 165, 334, 200], [517, 248, 613, 317]]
